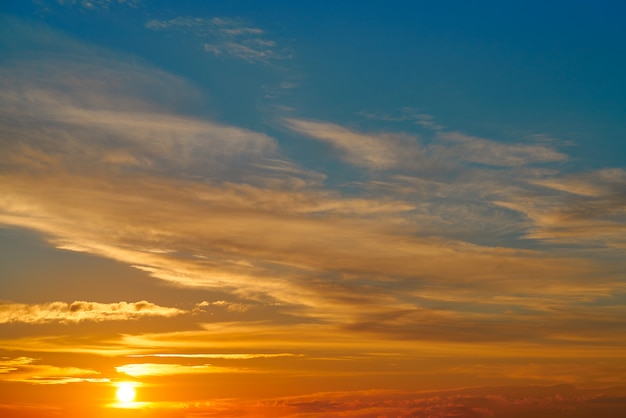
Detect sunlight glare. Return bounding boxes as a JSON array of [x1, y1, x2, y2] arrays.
[[116, 382, 136, 403]]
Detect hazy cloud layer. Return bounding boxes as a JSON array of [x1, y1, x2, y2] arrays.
[[97, 385, 626, 418], [223, 386, 626, 418]]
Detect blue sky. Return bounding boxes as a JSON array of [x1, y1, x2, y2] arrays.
[[1, 1, 626, 417]]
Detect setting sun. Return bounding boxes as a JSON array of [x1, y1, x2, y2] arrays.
[[116, 383, 136, 403]]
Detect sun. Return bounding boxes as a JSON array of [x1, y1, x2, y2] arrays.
[[116, 382, 136, 403]]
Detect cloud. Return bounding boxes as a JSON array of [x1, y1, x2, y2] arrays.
[[284, 118, 567, 171], [0, 66, 279, 183], [437, 131, 568, 166], [43, 0, 141, 11], [1, 18, 625, 351], [117, 318, 626, 361], [0, 357, 35, 374], [359, 108, 447, 130], [116, 362, 243, 377], [450, 362, 626, 386], [103, 385, 626, 418], [0, 76, 620, 342], [0, 357, 107, 385], [533, 168, 626, 197], [255, 386, 626, 418], [145, 17, 281, 64], [127, 353, 297, 359], [0, 301, 185, 324], [284, 118, 419, 169], [498, 168, 626, 248], [193, 300, 255, 313], [342, 301, 626, 345]]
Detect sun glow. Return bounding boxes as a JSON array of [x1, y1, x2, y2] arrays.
[[116, 382, 136, 403]]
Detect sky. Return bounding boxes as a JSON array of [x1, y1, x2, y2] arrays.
[[1, 1, 626, 417]]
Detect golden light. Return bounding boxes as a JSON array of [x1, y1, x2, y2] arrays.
[[116, 382, 136, 403]]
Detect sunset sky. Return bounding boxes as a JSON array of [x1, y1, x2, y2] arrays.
[[1, 1, 626, 417]]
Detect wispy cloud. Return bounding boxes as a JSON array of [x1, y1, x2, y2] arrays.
[[437, 131, 568, 166], [498, 168, 626, 247], [51, 0, 140, 11], [0, 357, 107, 384], [127, 353, 297, 359], [1, 18, 625, 353], [285, 117, 567, 170], [283, 118, 419, 169], [116, 362, 244, 377], [146, 16, 281, 64], [0, 357, 35, 374], [359, 107, 447, 130]]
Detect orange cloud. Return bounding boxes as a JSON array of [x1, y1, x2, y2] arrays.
[[115, 362, 244, 377], [127, 353, 297, 359], [0, 357, 107, 385]]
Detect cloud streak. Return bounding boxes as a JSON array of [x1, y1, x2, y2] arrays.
[[284, 118, 418, 169], [284, 117, 567, 171], [0, 301, 185, 324], [116, 362, 244, 377], [127, 353, 297, 360], [0, 357, 107, 385], [503, 168, 626, 247]]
